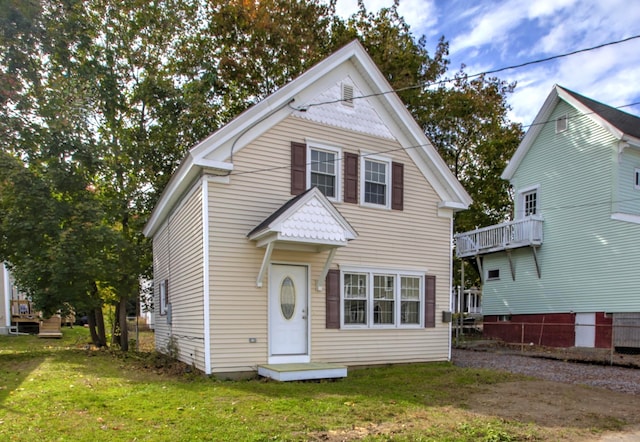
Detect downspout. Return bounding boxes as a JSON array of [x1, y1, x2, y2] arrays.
[[202, 177, 212, 374]]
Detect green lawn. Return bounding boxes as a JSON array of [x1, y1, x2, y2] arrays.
[[0, 328, 603, 441]]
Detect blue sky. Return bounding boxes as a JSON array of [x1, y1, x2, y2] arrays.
[[334, 0, 640, 126]]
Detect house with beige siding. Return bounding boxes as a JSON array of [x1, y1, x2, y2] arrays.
[[143, 41, 471, 379], [455, 85, 640, 350]]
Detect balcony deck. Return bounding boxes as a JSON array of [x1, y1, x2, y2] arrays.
[[454, 217, 543, 258]]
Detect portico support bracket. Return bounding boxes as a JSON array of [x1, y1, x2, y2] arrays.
[[256, 242, 275, 288], [317, 248, 337, 291]]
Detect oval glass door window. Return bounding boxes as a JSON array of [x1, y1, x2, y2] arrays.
[[280, 277, 296, 320]]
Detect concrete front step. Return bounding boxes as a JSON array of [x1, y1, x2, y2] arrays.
[[258, 362, 347, 381]]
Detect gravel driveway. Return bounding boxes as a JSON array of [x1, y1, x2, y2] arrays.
[[452, 348, 640, 395]]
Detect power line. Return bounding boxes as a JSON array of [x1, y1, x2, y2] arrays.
[[232, 98, 640, 178], [475, 34, 640, 78], [291, 34, 640, 111]]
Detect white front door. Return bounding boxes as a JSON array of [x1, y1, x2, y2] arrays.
[[269, 264, 309, 363], [575, 313, 596, 347]]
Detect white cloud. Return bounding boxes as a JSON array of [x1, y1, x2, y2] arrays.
[[333, 0, 640, 125]]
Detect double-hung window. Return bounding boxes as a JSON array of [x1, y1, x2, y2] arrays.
[[524, 190, 537, 216], [308, 143, 341, 201], [342, 268, 423, 328], [361, 155, 391, 208], [400, 276, 421, 325], [518, 186, 539, 218]]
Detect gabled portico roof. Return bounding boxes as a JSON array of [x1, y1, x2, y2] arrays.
[[248, 187, 357, 250], [247, 187, 357, 289]]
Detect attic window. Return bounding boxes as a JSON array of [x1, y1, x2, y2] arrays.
[[341, 83, 354, 107], [556, 114, 568, 133]]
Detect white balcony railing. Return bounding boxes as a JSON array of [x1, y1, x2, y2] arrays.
[[454, 217, 543, 258]]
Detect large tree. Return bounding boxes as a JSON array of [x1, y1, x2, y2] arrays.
[[0, 0, 520, 344]]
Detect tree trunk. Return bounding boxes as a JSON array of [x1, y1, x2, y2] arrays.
[[112, 297, 129, 351], [87, 307, 107, 347], [88, 309, 100, 346], [95, 306, 107, 346]]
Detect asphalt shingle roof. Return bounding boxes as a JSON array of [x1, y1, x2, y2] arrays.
[[559, 86, 640, 140]]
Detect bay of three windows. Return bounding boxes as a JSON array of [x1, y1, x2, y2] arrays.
[[343, 271, 423, 327]]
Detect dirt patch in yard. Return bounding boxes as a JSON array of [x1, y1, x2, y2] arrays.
[[466, 380, 640, 440], [305, 347, 640, 441]]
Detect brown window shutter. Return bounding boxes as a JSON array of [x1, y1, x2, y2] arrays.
[[291, 141, 307, 195], [425, 275, 436, 328], [326, 269, 340, 329], [392, 162, 404, 210], [344, 152, 359, 203]]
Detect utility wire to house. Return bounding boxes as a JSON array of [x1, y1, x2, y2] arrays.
[[290, 34, 640, 111]]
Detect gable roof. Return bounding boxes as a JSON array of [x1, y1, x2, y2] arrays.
[[143, 40, 471, 237], [503, 85, 640, 180]]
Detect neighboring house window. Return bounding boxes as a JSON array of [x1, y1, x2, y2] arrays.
[[524, 190, 537, 216], [518, 186, 539, 218], [340, 268, 426, 328], [487, 269, 500, 280], [309, 147, 339, 199], [556, 114, 568, 133], [159, 279, 168, 316], [635, 168, 640, 189]]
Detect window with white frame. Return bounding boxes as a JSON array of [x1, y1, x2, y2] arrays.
[[518, 186, 539, 218], [362, 156, 390, 207], [308, 143, 341, 200], [342, 269, 423, 328], [635, 168, 640, 189]]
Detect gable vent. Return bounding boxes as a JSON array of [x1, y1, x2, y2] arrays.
[[341, 83, 354, 107], [556, 114, 568, 133]]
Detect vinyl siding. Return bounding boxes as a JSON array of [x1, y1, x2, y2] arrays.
[[152, 182, 205, 370], [483, 101, 640, 315], [206, 115, 452, 373], [616, 148, 640, 215]]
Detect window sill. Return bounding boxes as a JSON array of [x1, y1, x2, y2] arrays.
[[611, 212, 640, 225]]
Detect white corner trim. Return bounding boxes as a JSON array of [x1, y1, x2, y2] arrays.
[[611, 212, 640, 224], [3, 263, 11, 328], [201, 179, 212, 374]]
